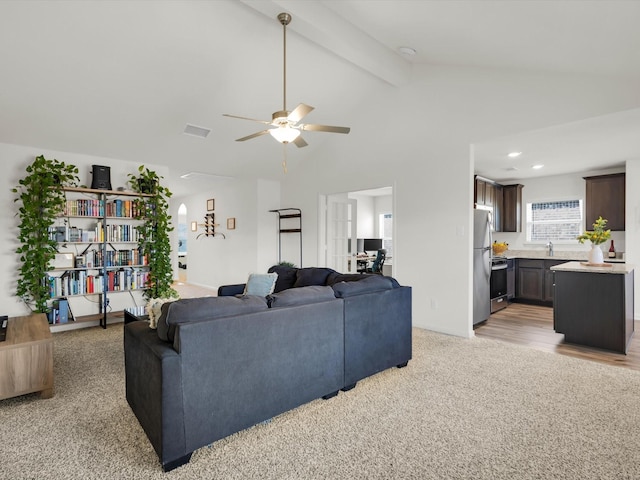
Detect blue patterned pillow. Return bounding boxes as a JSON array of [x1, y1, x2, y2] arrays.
[[243, 273, 278, 296]]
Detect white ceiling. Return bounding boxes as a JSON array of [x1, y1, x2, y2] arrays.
[[1, 1, 639, 193]]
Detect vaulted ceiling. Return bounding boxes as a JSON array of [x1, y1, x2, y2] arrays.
[[1, 1, 639, 192]]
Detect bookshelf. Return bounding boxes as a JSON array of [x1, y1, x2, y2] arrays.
[[48, 187, 153, 329]]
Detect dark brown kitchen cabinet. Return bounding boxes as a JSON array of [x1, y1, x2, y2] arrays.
[[484, 182, 494, 207], [516, 259, 544, 301], [506, 258, 515, 300], [493, 184, 503, 232], [543, 260, 565, 302], [474, 177, 486, 207], [584, 173, 625, 231], [502, 184, 523, 232], [516, 258, 563, 306], [554, 268, 633, 353]]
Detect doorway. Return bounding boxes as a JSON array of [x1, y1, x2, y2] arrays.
[[321, 186, 393, 275], [177, 203, 187, 283]]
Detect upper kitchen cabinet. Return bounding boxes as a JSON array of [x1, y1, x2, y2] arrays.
[[474, 176, 487, 208], [584, 173, 625, 231], [493, 184, 503, 232], [474, 176, 504, 231], [502, 184, 523, 232]]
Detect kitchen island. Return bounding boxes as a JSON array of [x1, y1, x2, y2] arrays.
[[551, 261, 634, 354]]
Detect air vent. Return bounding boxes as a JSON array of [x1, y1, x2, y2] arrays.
[[183, 124, 211, 138], [180, 172, 234, 180]]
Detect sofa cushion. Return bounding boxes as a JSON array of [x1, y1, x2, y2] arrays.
[[332, 275, 395, 298], [243, 272, 278, 296], [157, 295, 268, 342], [327, 272, 401, 288], [326, 272, 375, 285], [293, 267, 336, 288], [267, 285, 336, 308], [267, 265, 298, 292]]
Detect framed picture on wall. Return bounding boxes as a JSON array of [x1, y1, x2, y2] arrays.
[[227, 218, 236, 230], [207, 199, 215, 211]]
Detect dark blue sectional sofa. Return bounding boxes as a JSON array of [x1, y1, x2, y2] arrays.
[[124, 266, 412, 472]]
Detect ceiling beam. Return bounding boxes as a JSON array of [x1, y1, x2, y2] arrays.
[[239, 0, 411, 86]]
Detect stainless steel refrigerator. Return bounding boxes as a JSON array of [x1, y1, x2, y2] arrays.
[[473, 209, 492, 325]]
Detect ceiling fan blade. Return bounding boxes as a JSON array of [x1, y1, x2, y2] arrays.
[[236, 130, 271, 142], [301, 124, 351, 134], [223, 113, 271, 125], [288, 103, 314, 123], [293, 135, 308, 148]]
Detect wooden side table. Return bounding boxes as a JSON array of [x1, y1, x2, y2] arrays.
[[0, 314, 54, 400]]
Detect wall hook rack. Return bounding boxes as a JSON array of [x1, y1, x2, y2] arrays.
[[193, 213, 225, 239]]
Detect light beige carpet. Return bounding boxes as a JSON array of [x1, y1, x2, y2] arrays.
[[2, 324, 640, 479]]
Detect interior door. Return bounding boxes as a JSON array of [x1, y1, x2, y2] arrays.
[[326, 194, 356, 272]]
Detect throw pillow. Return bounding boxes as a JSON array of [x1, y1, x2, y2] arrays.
[[293, 267, 336, 288], [146, 297, 177, 329], [243, 272, 278, 296], [268, 265, 298, 292]]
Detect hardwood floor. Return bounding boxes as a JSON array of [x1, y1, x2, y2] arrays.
[[474, 302, 640, 371]]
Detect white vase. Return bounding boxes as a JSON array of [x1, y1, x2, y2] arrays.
[[588, 244, 604, 264]]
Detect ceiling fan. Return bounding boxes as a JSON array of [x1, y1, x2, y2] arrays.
[[223, 12, 350, 148]]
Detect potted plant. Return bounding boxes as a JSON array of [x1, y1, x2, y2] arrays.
[[127, 165, 177, 300], [12, 155, 80, 313], [577, 216, 611, 264]]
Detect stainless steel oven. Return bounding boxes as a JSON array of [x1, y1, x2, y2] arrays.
[[490, 257, 508, 313]]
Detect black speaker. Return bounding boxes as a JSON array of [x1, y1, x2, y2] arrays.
[[91, 165, 112, 190]]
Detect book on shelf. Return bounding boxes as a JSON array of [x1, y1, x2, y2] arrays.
[[48, 297, 73, 324]]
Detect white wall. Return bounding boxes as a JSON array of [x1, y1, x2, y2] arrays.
[[492, 168, 626, 254], [172, 178, 280, 291], [626, 158, 640, 319], [374, 195, 393, 237], [348, 193, 375, 238], [280, 64, 640, 338]]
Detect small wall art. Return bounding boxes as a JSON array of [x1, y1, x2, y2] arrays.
[[227, 217, 236, 230], [207, 199, 215, 211]]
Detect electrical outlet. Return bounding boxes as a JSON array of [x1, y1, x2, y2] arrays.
[[430, 298, 438, 309]]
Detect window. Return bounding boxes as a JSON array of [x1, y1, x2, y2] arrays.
[[379, 213, 393, 257], [526, 199, 582, 242]]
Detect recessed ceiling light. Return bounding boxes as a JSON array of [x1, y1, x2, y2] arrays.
[[183, 124, 211, 138], [398, 46, 416, 56], [507, 152, 522, 158], [531, 164, 544, 170]]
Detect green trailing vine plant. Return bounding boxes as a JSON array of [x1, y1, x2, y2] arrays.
[[12, 155, 80, 313], [127, 165, 177, 300]]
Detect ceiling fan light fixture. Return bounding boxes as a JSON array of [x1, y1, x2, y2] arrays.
[[269, 125, 300, 143]]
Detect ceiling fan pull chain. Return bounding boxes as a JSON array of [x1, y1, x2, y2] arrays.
[[282, 144, 288, 174]]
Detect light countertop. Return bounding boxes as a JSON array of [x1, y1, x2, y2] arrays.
[[550, 261, 634, 274], [497, 249, 625, 263]]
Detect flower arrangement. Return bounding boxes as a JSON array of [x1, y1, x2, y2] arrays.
[[577, 216, 611, 245]]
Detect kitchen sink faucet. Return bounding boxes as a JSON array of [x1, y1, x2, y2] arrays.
[[547, 241, 554, 256]]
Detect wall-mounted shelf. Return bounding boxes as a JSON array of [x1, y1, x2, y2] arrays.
[[269, 208, 302, 266]]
